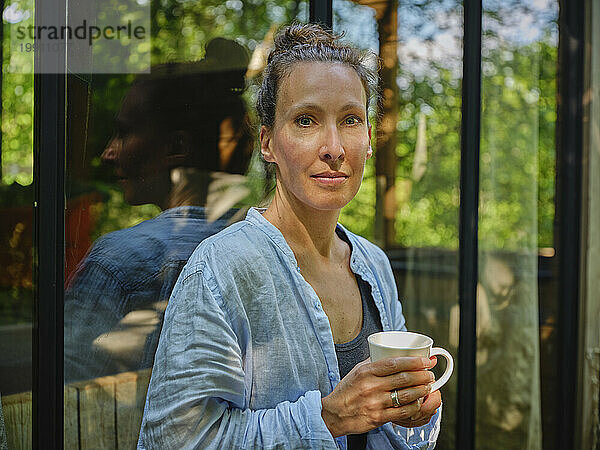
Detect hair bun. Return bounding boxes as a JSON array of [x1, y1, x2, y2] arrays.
[[272, 23, 340, 56]]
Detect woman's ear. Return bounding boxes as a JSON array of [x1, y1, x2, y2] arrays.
[[366, 124, 373, 159], [260, 126, 276, 163]]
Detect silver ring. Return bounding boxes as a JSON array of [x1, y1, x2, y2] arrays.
[[390, 390, 401, 408]]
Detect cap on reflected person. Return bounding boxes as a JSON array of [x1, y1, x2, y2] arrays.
[[128, 38, 252, 174]]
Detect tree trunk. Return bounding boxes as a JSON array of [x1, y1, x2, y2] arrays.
[[374, 0, 398, 248]]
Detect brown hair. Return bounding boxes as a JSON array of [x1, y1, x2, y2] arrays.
[[256, 23, 379, 129]]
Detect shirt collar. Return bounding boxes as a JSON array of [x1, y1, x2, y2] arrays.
[[245, 207, 298, 265], [157, 206, 239, 222]]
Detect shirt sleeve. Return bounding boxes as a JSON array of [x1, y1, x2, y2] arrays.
[[366, 408, 442, 449], [138, 265, 338, 450], [64, 259, 129, 383]]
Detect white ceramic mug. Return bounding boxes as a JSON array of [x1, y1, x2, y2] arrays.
[[367, 331, 454, 392]]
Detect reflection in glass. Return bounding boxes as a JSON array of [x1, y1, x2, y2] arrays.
[[64, 38, 253, 448], [477, 1, 558, 448], [63, 40, 254, 448], [64, 40, 254, 384]]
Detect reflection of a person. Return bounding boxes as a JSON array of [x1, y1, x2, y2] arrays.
[[139, 24, 441, 449], [448, 252, 540, 448], [64, 38, 253, 383]]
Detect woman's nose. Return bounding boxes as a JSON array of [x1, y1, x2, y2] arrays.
[[319, 126, 345, 162], [101, 138, 119, 163]]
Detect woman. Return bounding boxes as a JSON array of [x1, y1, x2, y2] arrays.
[[139, 24, 442, 449]]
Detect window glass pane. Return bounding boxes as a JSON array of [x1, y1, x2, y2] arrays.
[[581, 1, 600, 447], [63, 1, 306, 446], [0, 0, 34, 445], [478, 1, 558, 448], [334, 1, 462, 447]]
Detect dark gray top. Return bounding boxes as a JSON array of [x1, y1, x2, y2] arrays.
[[334, 275, 383, 450], [334, 274, 383, 379]]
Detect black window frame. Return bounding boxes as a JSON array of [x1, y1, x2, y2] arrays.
[[33, 0, 66, 447]]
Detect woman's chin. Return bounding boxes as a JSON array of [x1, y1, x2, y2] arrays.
[[283, 183, 358, 212], [303, 195, 354, 212]]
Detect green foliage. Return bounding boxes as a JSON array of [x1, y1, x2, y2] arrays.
[[149, 0, 307, 64], [393, 66, 463, 249], [1, 0, 557, 251], [341, 36, 556, 251], [88, 185, 161, 241], [2, 0, 34, 186], [479, 39, 557, 250], [340, 157, 376, 239]]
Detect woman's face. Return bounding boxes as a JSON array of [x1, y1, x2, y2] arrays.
[[101, 86, 171, 207], [260, 61, 372, 212]]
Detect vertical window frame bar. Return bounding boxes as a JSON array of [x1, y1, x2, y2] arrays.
[[556, 0, 584, 448], [32, 0, 66, 448], [456, 0, 482, 449]]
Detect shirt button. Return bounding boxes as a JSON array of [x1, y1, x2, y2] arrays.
[[296, 266, 301, 272], [328, 371, 335, 380], [314, 301, 320, 310]]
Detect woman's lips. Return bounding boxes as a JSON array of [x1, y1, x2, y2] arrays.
[[311, 175, 348, 185]]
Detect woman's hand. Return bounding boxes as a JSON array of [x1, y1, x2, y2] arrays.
[[321, 356, 441, 437], [393, 389, 442, 428]]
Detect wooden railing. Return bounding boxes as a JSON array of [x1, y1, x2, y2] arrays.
[[2, 369, 151, 450]]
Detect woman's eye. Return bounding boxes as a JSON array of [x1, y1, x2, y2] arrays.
[[296, 116, 313, 127], [345, 116, 361, 125]]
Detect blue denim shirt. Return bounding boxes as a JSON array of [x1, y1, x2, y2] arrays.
[[138, 208, 441, 449], [64, 206, 239, 383]]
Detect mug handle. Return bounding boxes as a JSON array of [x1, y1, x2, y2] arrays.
[[429, 347, 454, 392]]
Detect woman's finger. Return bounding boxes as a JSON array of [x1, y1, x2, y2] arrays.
[[409, 397, 423, 420], [392, 395, 438, 428], [382, 369, 434, 390], [384, 398, 423, 424], [428, 355, 438, 369], [405, 390, 441, 422], [370, 356, 433, 377], [386, 384, 431, 409], [419, 389, 442, 416], [396, 416, 431, 428]]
